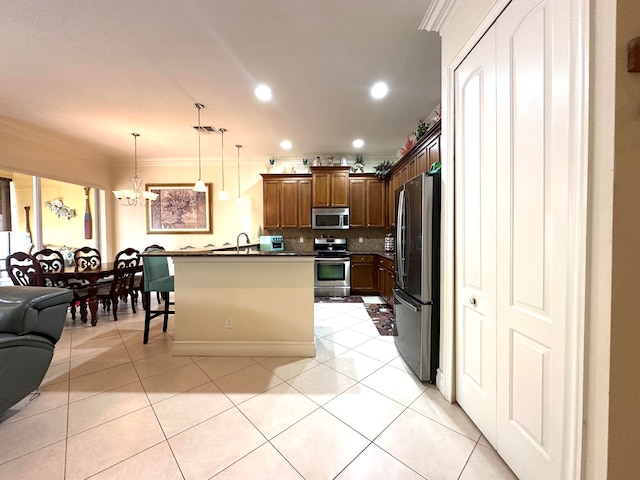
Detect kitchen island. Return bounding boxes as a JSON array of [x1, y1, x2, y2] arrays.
[[143, 248, 316, 357]]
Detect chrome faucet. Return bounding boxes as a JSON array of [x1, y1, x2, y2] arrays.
[[236, 232, 250, 252]]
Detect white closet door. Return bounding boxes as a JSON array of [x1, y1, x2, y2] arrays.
[[495, 0, 573, 478], [454, 28, 498, 444]]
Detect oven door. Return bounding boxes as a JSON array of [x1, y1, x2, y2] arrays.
[[314, 257, 351, 296]]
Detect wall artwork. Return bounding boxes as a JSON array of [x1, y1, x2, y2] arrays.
[[146, 183, 213, 234]]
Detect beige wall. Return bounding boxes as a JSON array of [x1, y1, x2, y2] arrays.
[[110, 160, 266, 253], [607, 0, 640, 477]]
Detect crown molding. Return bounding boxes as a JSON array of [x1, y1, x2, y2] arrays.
[[420, 0, 461, 33]]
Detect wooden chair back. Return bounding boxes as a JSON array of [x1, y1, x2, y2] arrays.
[[34, 248, 68, 287], [74, 247, 101, 272], [5, 252, 45, 286]]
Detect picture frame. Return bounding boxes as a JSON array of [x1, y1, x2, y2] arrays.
[[146, 183, 213, 234]]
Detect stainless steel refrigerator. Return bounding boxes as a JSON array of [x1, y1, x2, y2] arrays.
[[394, 172, 441, 382]]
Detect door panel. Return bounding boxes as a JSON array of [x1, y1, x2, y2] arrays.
[[454, 26, 498, 444], [495, 0, 571, 477]]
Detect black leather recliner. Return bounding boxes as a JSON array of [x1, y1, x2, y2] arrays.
[[0, 286, 72, 415]]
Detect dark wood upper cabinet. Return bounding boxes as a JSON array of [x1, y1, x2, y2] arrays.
[[261, 174, 312, 229], [311, 166, 349, 207]]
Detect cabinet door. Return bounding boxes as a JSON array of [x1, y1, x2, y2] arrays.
[[298, 179, 312, 228], [312, 172, 331, 207], [408, 156, 418, 180], [331, 172, 349, 206], [351, 256, 375, 294], [426, 136, 440, 170], [387, 173, 400, 227], [366, 178, 386, 228], [263, 180, 281, 229], [348, 178, 366, 228], [416, 146, 428, 174], [280, 180, 299, 228]]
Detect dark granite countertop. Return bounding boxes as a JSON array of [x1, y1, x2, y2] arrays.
[[350, 251, 395, 260], [141, 245, 316, 257]]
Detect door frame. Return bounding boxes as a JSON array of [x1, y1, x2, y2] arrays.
[[423, 0, 589, 478]]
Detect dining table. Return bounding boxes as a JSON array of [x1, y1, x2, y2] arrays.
[[44, 262, 142, 326]]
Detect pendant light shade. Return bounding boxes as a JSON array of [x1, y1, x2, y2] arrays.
[[235, 144, 243, 204], [218, 128, 229, 200], [113, 133, 158, 206], [193, 103, 207, 192]]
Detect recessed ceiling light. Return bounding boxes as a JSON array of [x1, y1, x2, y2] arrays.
[[255, 84, 272, 101], [370, 81, 388, 99], [352, 139, 364, 148], [280, 140, 292, 150]]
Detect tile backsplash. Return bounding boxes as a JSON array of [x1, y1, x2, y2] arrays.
[[264, 228, 391, 253]]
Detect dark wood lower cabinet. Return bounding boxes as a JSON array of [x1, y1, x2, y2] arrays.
[[351, 254, 394, 304], [376, 256, 395, 305], [350, 255, 375, 294]]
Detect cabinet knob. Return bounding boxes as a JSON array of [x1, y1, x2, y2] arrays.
[[470, 297, 477, 306]]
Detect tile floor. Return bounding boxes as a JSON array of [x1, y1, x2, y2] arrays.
[[0, 296, 518, 480]]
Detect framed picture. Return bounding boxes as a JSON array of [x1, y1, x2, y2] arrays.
[[146, 183, 213, 234]]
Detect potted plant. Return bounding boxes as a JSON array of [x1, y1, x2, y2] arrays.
[[373, 160, 394, 179], [351, 154, 364, 173]]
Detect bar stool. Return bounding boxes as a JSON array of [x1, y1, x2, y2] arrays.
[[141, 250, 174, 344]]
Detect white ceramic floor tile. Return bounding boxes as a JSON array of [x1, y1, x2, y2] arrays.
[[215, 443, 304, 479], [238, 382, 319, 439], [1, 379, 69, 425], [259, 356, 321, 381], [67, 381, 150, 436], [459, 444, 518, 480], [375, 409, 476, 480], [324, 349, 386, 381], [65, 407, 165, 480], [195, 356, 258, 380], [346, 319, 383, 337], [335, 443, 424, 480], [170, 407, 266, 479], [40, 360, 70, 387], [133, 350, 194, 379], [354, 337, 400, 362], [123, 334, 173, 362], [214, 363, 284, 404], [152, 381, 234, 438], [361, 364, 426, 406], [324, 328, 374, 349], [0, 406, 68, 465], [68, 344, 131, 379], [410, 385, 481, 441], [0, 440, 66, 480], [141, 362, 210, 404], [314, 336, 350, 363], [90, 442, 183, 480], [69, 363, 140, 403], [271, 409, 369, 480], [287, 364, 357, 406], [324, 384, 406, 441]]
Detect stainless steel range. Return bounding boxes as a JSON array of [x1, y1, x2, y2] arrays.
[[313, 237, 350, 297]]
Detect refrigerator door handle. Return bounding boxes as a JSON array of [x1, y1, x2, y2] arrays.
[[393, 289, 420, 313], [396, 189, 405, 286]]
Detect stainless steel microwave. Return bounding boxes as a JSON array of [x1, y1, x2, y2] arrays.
[[312, 207, 350, 230]]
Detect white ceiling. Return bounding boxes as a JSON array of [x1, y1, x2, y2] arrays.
[[0, 0, 441, 164]]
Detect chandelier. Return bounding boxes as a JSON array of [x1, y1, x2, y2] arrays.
[[112, 133, 158, 206]]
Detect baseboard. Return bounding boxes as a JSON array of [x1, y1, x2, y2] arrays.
[[172, 340, 316, 358]]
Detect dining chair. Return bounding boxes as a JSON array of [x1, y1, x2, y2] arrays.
[[141, 244, 165, 309], [141, 249, 174, 344], [5, 252, 45, 286], [34, 247, 79, 320], [73, 246, 101, 273], [96, 248, 140, 321]]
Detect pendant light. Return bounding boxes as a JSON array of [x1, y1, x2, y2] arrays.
[[113, 133, 158, 206], [193, 103, 207, 192], [218, 127, 229, 200], [235, 144, 243, 204]]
